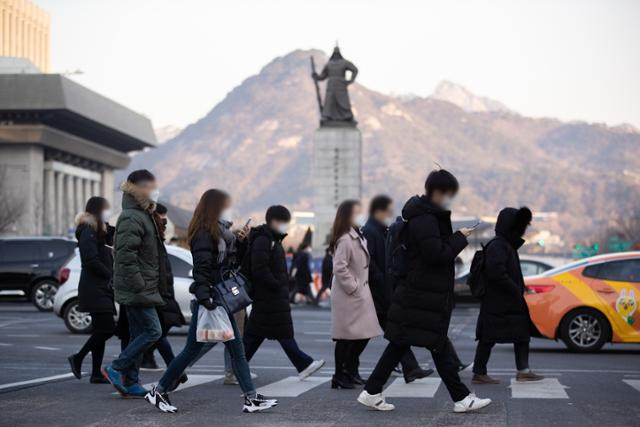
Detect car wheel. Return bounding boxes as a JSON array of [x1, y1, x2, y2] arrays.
[[63, 300, 93, 334], [559, 307, 610, 352], [31, 280, 59, 311]]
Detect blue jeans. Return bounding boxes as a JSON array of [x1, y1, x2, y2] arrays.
[[111, 306, 162, 385], [159, 302, 256, 396]]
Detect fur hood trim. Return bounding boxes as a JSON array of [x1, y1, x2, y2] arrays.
[[74, 212, 103, 231], [120, 181, 156, 212]]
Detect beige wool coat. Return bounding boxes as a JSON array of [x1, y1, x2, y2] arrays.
[[330, 228, 383, 340]]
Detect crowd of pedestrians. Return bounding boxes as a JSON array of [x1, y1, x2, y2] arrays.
[[66, 167, 542, 416]]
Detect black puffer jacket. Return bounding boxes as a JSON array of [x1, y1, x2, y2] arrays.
[[75, 213, 116, 314], [245, 225, 293, 339], [362, 217, 392, 320], [476, 207, 532, 343], [189, 226, 246, 305], [385, 195, 468, 350], [157, 243, 185, 328]]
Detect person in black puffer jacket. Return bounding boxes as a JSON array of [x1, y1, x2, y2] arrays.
[[146, 189, 278, 414], [68, 197, 116, 384], [243, 206, 325, 378], [471, 207, 544, 384], [358, 170, 492, 414]]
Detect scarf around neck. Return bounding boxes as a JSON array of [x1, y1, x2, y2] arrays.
[[217, 220, 236, 263]]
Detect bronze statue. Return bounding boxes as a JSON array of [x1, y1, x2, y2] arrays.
[[311, 46, 358, 126]]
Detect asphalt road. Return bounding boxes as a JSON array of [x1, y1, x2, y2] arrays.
[[0, 300, 639, 427]]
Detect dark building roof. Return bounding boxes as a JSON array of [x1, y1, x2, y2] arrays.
[[160, 200, 193, 230], [0, 74, 156, 152]]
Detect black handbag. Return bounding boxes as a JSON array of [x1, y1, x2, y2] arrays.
[[213, 269, 252, 314]]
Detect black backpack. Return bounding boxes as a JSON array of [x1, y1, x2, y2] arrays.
[[467, 238, 496, 298], [385, 216, 410, 290]]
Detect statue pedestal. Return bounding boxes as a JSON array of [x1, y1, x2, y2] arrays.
[[311, 126, 362, 252]]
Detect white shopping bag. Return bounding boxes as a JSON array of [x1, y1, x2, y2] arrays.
[[196, 305, 235, 343]]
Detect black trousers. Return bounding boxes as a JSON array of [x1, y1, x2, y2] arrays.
[[244, 332, 313, 373], [365, 340, 470, 402], [334, 339, 369, 377], [377, 313, 421, 375], [77, 312, 115, 376], [473, 341, 529, 375]]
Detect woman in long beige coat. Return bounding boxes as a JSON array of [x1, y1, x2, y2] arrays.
[[330, 200, 382, 389]]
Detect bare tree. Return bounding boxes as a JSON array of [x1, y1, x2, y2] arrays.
[[0, 166, 25, 234]]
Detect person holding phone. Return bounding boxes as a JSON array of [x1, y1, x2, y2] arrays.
[[358, 169, 491, 414], [144, 189, 277, 414]]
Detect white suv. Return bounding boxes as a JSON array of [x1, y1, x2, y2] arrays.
[[53, 245, 195, 334]]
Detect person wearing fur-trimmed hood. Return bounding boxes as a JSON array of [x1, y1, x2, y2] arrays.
[[102, 169, 165, 398], [471, 206, 544, 384], [67, 196, 116, 384]]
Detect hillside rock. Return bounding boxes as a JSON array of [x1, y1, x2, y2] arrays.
[[120, 49, 640, 243]]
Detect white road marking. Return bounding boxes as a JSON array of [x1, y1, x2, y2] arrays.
[[0, 342, 12, 346], [509, 378, 569, 399], [143, 374, 223, 393], [34, 346, 60, 351], [623, 379, 640, 392], [256, 376, 330, 397], [0, 373, 79, 391], [383, 377, 441, 398], [4, 334, 40, 338]]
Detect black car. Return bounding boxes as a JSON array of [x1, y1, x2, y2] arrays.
[[0, 237, 77, 311]]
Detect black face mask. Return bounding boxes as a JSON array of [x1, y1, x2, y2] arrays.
[[162, 218, 168, 226]]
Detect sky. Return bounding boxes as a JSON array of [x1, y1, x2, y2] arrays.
[[37, 0, 640, 130]]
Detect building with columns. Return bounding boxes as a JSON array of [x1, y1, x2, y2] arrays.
[[0, 69, 156, 236], [0, 0, 50, 72]]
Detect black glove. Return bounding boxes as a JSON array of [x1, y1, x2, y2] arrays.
[[194, 286, 216, 310]]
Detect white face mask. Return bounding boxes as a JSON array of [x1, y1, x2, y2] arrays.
[[277, 223, 289, 235], [355, 214, 367, 228], [441, 196, 453, 210], [150, 189, 160, 203], [220, 208, 233, 223], [384, 216, 395, 227], [101, 209, 113, 222]]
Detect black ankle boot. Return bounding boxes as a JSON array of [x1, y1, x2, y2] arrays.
[[331, 374, 355, 389], [68, 354, 82, 379]]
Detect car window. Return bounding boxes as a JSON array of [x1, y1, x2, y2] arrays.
[[40, 240, 74, 260], [168, 254, 192, 278], [0, 241, 42, 263], [520, 261, 540, 277], [583, 259, 640, 283]]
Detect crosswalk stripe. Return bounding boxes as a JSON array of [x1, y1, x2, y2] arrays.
[[383, 377, 441, 398], [509, 378, 569, 399], [256, 376, 330, 397], [622, 379, 640, 392], [114, 374, 224, 396]]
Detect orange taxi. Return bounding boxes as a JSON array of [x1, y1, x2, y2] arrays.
[[525, 251, 639, 352]]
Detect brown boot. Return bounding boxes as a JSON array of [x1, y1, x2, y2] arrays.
[[516, 371, 544, 382], [472, 374, 500, 384]]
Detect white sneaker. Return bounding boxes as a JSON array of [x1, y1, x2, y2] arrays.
[[357, 390, 395, 411], [453, 393, 492, 413], [299, 359, 325, 380]]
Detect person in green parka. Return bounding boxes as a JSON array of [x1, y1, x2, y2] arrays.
[[102, 169, 165, 398]]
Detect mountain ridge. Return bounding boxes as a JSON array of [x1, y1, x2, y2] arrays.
[[121, 49, 640, 244]]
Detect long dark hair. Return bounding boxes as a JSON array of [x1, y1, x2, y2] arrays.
[[187, 189, 230, 246], [329, 199, 360, 251], [85, 197, 108, 241]]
